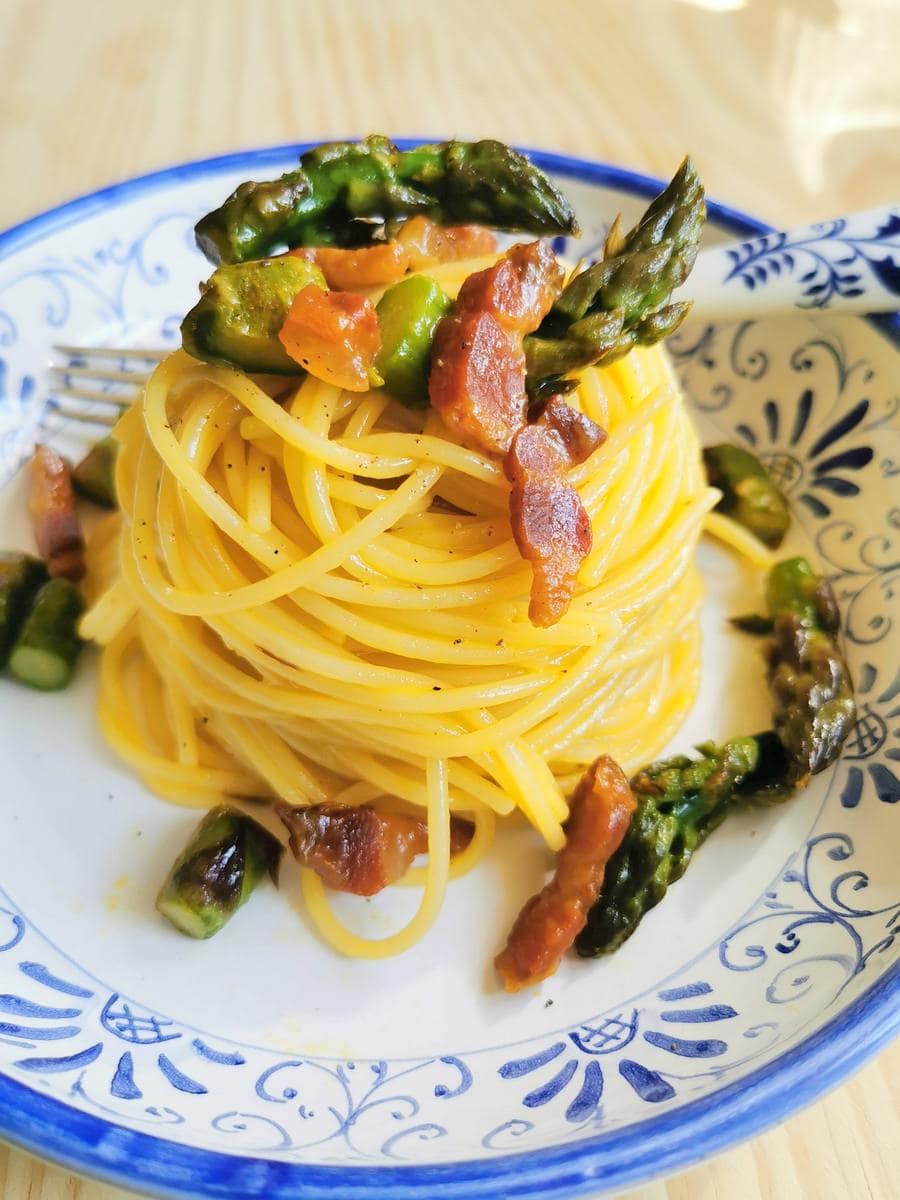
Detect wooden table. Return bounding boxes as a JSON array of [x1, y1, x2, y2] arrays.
[[0, 1, 897, 1196]]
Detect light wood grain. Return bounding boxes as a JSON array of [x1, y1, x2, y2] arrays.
[[0, 1, 897, 1197]]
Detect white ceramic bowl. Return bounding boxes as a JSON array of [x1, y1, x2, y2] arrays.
[[0, 144, 897, 1199]]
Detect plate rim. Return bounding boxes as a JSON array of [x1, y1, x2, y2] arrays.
[[0, 141, 897, 1199]]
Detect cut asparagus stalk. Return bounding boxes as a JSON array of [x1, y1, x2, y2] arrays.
[[156, 806, 283, 939], [376, 274, 453, 407], [703, 443, 790, 549], [181, 256, 327, 374], [72, 436, 118, 509], [7, 577, 84, 690], [0, 552, 49, 667]]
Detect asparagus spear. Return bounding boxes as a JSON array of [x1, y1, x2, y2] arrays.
[[7, 578, 84, 690], [156, 806, 283, 939], [0, 552, 49, 667], [765, 557, 855, 785], [72, 435, 118, 509], [703, 443, 790, 548], [181, 256, 327, 373], [575, 736, 769, 956], [524, 157, 705, 390], [195, 136, 578, 264]]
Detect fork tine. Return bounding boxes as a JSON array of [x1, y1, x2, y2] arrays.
[[53, 344, 167, 361], [49, 384, 134, 406], [50, 365, 152, 385], [47, 344, 159, 435], [46, 402, 124, 429]]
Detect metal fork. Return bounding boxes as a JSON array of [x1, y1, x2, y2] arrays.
[[49, 344, 167, 430]]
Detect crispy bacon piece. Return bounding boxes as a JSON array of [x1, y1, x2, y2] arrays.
[[287, 219, 497, 289], [306, 242, 409, 290], [505, 420, 596, 627], [396, 217, 497, 270], [508, 396, 605, 624], [28, 445, 85, 581], [429, 310, 528, 454], [278, 803, 474, 896], [495, 756, 636, 992], [537, 394, 607, 465], [429, 241, 564, 454], [278, 285, 381, 391], [454, 239, 564, 332]]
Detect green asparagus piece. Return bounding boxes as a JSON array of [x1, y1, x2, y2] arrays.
[[703, 444, 790, 548], [0, 552, 49, 667], [156, 806, 283, 939], [72, 435, 118, 509], [524, 157, 705, 391], [375, 275, 453, 407], [576, 737, 769, 957], [8, 578, 84, 690], [765, 555, 840, 632], [577, 556, 855, 957], [195, 136, 578, 264], [181, 256, 326, 373], [736, 728, 795, 807], [765, 557, 855, 785]]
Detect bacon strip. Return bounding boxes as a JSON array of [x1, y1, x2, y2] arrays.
[[537, 394, 607, 465], [505, 399, 605, 627], [495, 755, 635, 991], [429, 240, 564, 454], [453, 239, 564, 333], [505, 426, 590, 627], [278, 285, 381, 391], [278, 803, 474, 896], [311, 242, 408, 290], [396, 217, 496, 270], [289, 219, 497, 290], [28, 445, 85, 581], [429, 309, 528, 455]]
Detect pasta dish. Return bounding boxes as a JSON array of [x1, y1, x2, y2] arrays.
[[1, 138, 855, 990]]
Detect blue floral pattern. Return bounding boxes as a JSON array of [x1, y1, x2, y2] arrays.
[[720, 212, 900, 308], [0, 811, 896, 1160], [0, 210, 202, 484], [840, 662, 900, 807]]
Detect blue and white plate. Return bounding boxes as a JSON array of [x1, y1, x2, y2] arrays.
[[0, 146, 897, 1199]]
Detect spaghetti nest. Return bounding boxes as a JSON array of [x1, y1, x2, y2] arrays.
[[82, 259, 716, 957]]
